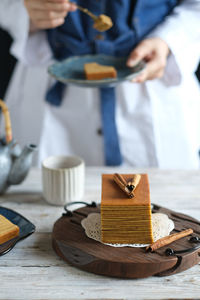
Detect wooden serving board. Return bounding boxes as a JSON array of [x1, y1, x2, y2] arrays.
[[52, 203, 200, 278]]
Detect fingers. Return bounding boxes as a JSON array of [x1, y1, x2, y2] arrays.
[[24, 0, 77, 30], [26, 0, 76, 12], [28, 9, 66, 29], [31, 18, 66, 29], [127, 40, 154, 67], [127, 38, 169, 83], [132, 54, 167, 83], [32, 9, 68, 20]]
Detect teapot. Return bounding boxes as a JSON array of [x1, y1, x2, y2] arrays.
[[0, 100, 37, 194]]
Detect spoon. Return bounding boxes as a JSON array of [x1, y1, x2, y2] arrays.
[[69, 1, 113, 32]]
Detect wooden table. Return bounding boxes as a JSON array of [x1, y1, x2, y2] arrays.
[[1, 167, 200, 300]]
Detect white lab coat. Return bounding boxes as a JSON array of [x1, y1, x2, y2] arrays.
[[1, 0, 200, 168]]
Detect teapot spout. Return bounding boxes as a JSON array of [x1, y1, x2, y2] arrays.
[[8, 144, 37, 185]]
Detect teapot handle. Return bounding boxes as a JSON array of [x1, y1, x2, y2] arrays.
[[0, 99, 12, 144]]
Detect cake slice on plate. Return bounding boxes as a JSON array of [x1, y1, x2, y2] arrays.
[[84, 62, 117, 80], [0, 215, 20, 244]]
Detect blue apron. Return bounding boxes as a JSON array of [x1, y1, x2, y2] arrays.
[[46, 0, 179, 166]]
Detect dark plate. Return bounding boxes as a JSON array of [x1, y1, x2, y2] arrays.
[[48, 54, 146, 88], [0, 206, 35, 256]]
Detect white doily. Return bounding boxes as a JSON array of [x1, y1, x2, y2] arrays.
[[81, 212, 174, 247]]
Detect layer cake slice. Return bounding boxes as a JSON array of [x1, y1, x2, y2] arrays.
[[101, 174, 153, 244], [84, 62, 117, 80], [0, 214, 20, 245]]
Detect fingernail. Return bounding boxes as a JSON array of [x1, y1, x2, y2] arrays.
[[64, 3, 70, 9], [132, 78, 140, 83], [127, 60, 139, 67], [132, 75, 143, 83], [132, 78, 137, 82], [64, 2, 76, 9]]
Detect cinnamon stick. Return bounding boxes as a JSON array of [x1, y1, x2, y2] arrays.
[[146, 228, 193, 252], [127, 174, 141, 192], [113, 173, 134, 198]]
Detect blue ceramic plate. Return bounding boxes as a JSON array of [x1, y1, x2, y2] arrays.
[[0, 206, 35, 256], [48, 54, 146, 88]]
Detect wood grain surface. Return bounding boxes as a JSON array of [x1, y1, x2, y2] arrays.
[[1, 168, 200, 299]]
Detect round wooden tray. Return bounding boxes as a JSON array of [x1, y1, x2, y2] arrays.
[[52, 202, 200, 279]]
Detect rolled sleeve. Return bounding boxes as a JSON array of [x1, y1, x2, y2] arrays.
[[149, 0, 200, 86], [0, 0, 53, 66], [22, 31, 53, 66]]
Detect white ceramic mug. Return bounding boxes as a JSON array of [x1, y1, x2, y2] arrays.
[[42, 155, 85, 206]]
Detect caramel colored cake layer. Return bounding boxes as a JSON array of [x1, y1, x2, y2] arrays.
[[0, 215, 20, 245], [101, 174, 153, 244], [84, 63, 117, 80]]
